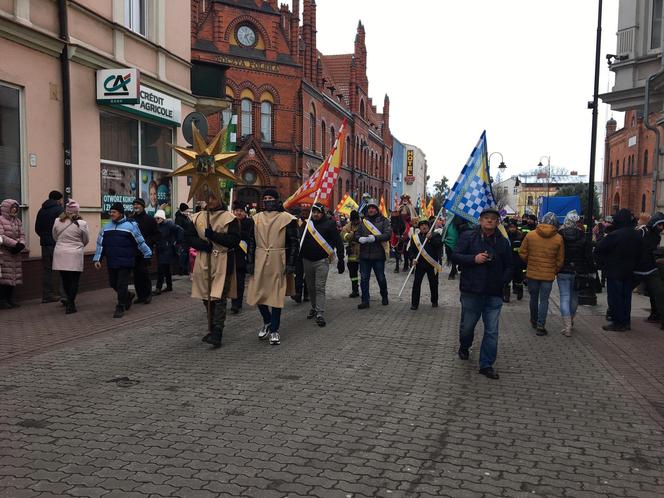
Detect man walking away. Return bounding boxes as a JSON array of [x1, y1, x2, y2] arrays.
[[341, 210, 361, 298], [409, 219, 443, 310], [35, 190, 64, 303], [93, 203, 152, 318], [154, 209, 183, 294], [518, 212, 564, 336], [129, 198, 160, 304], [174, 203, 191, 275], [231, 200, 253, 314], [300, 202, 345, 327], [452, 207, 512, 380]]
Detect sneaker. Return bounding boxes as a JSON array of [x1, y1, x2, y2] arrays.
[[357, 302, 370, 310], [202, 334, 211, 343], [307, 309, 316, 319], [536, 327, 548, 336], [113, 305, 124, 319], [410, 305, 418, 311], [479, 367, 499, 379], [269, 331, 280, 345], [258, 324, 270, 340], [316, 315, 326, 327], [381, 297, 389, 306], [458, 348, 469, 360]]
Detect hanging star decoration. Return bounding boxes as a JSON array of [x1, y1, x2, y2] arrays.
[[169, 124, 242, 201]]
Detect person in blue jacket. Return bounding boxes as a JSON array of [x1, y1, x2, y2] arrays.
[[451, 207, 513, 380], [93, 202, 152, 318]]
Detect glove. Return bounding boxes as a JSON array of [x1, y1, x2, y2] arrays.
[[246, 263, 254, 275], [358, 236, 368, 244], [284, 264, 296, 274], [204, 227, 215, 239], [337, 260, 345, 274], [10, 242, 25, 254], [367, 235, 376, 243], [199, 241, 213, 253]]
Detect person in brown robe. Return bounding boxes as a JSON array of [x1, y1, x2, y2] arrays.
[[246, 189, 299, 346], [184, 193, 240, 348]]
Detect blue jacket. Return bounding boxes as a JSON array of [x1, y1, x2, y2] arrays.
[[451, 227, 513, 297], [93, 217, 152, 269]]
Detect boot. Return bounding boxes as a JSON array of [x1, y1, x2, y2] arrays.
[[515, 285, 524, 301], [113, 305, 124, 318], [561, 316, 572, 337], [502, 285, 511, 303], [349, 282, 359, 298], [65, 300, 77, 314], [6, 287, 19, 308]]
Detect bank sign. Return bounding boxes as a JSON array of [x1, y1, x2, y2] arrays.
[[115, 86, 181, 126], [96, 68, 140, 104]]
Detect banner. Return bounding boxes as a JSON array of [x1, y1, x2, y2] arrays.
[[336, 193, 359, 216]]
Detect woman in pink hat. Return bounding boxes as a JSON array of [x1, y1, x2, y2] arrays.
[[52, 200, 89, 314]]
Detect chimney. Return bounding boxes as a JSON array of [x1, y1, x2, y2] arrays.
[[606, 117, 617, 135], [289, 0, 300, 62], [382, 94, 390, 137]]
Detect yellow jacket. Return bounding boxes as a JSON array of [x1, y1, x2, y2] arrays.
[[518, 224, 565, 281]]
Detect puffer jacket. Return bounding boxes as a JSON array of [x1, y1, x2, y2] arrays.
[[519, 223, 564, 281], [354, 214, 392, 260], [93, 217, 152, 269], [0, 199, 26, 286], [559, 227, 591, 274]]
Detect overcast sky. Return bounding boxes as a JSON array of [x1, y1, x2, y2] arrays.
[[310, 0, 622, 186]]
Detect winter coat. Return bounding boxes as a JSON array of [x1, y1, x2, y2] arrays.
[[519, 224, 564, 281], [129, 211, 160, 250], [185, 209, 239, 301], [155, 220, 184, 266], [634, 226, 662, 276], [174, 210, 190, 249], [596, 209, 642, 280], [246, 211, 299, 308], [354, 214, 392, 260], [93, 217, 152, 269], [0, 199, 25, 286], [451, 227, 513, 297], [52, 218, 90, 272], [558, 227, 591, 275], [341, 221, 361, 262], [234, 216, 253, 272], [35, 199, 63, 246], [299, 214, 344, 262], [408, 231, 443, 269]]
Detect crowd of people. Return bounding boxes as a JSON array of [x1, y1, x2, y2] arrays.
[[2, 189, 664, 381]]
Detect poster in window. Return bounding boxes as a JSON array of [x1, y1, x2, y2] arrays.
[[100, 165, 137, 222], [140, 170, 172, 217]]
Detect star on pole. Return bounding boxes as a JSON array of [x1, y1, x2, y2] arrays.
[[169, 124, 242, 202]]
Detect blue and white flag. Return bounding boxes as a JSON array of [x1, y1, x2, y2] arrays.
[[443, 131, 496, 224]]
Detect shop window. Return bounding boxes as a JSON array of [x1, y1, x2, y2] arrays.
[[260, 101, 272, 143], [0, 84, 21, 203], [125, 0, 147, 37], [241, 99, 253, 138], [100, 111, 173, 221]]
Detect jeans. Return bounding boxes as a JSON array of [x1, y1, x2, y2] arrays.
[[108, 267, 131, 308], [528, 279, 553, 327], [359, 259, 388, 304], [459, 293, 502, 369], [411, 265, 438, 307], [607, 277, 632, 327], [156, 263, 172, 290], [133, 256, 152, 300], [557, 273, 578, 318], [303, 258, 330, 316], [41, 245, 62, 300], [258, 305, 282, 332], [60, 271, 81, 304]]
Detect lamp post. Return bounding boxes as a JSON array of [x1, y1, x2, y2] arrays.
[[488, 152, 508, 172], [538, 155, 552, 201]]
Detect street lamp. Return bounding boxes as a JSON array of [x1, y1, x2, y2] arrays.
[[488, 151, 507, 171], [538, 155, 552, 200]]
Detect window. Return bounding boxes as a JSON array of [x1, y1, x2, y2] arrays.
[[260, 101, 272, 143], [609, 161, 613, 178], [100, 111, 173, 220], [622, 159, 625, 175], [337, 178, 342, 202], [330, 126, 336, 153], [644, 150, 649, 175], [527, 195, 533, 206], [344, 136, 350, 165], [642, 193, 647, 213], [346, 179, 350, 193], [0, 84, 22, 203], [513, 187, 518, 195], [360, 99, 365, 119], [321, 121, 326, 157], [652, 0, 663, 49], [124, 0, 147, 36], [241, 99, 253, 138], [309, 112, 316, 151]]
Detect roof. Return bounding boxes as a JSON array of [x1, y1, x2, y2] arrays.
[[320, 54, 353, 101], [518, 174, 588, 185]]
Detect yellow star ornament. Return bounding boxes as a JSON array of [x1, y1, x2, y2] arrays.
[[169, 124, 243, 202]]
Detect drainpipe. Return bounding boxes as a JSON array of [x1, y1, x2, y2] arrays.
[[58, 0, 73, 201], [645, 72, 664, 213]]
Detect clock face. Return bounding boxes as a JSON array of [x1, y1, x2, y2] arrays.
[[237, 26, 256, 47]]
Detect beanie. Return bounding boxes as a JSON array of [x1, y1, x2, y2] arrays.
[[179, 203, 189, 212], [262, 188, 280, 200], [109, 202, 125, 214], [49, 190, 63, 201], [154, 209, 166, 220], [350, 210, 360, 221], [65, 199, 80, 215], [133, 198, 146, 207]]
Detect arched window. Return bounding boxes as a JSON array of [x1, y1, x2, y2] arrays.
[[622, 159, 625, 175], [360, 99, 365, 118], [346, 179, 350, 193], [609, 161, 613, 178], [642, 193, 647, 213], [644, 150, 649, 175], [241, 98, 253, 138], [344, 136, 350, 165], [309, 111, 316, 151], [260, 101, 272, 143], [321, 121, 327, 157], [612, 192, 620, 212], [337, 178, 342, 202]]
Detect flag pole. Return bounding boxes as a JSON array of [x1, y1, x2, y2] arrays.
[[398, 204, 447, 297]]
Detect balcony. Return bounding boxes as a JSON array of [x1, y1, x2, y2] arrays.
[[617, 26, 637, 59]]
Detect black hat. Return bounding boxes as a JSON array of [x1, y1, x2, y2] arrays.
[[109, 202, 125, 214], [133, 198, 146, 207], [48, 190, 63, 201], [350, 210, 360, 221], [507, 219, 519, 228], [232, 200, 246, 210], [262, 188, 280, 200], [480, 207, 500, 217], [312, 202, 325, 213], [417, 219, 430, 227], [179, 203, 189, 212]]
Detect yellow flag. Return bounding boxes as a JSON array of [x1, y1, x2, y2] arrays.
[[336, 193, 359, 216], [379, 196, 388, 218]]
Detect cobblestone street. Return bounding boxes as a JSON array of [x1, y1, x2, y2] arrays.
[[2, 269, 664, 497]]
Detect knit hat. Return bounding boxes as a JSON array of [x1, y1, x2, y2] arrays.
[[179, 203, 189, 212], [154, 209, 166, 220], [262, 188, 280, 200], [49, 190, 63, 201], [133, 198, 146, 207], [109, 202, 125, 214], [65, 199, 80, 215]]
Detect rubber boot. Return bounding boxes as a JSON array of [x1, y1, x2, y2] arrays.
[[561, 316, 573, 337]]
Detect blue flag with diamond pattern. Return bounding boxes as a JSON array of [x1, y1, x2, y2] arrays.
[[443, 131, 496, 224]]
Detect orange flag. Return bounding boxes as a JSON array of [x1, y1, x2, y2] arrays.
[[379, 195, 388, 217]]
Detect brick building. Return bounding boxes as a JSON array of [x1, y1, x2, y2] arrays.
[[191, 0, 392, 207], [603, 110, 658, 215]]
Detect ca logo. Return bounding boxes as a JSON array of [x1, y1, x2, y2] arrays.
[[103, 73, 132, 96]]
